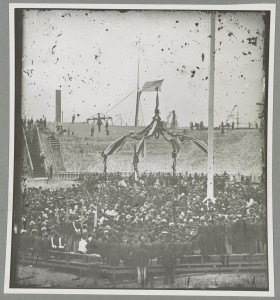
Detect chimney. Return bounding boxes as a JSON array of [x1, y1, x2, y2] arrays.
[[55, 90, 61, 122]]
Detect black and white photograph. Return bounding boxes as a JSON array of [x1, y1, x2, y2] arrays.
[[5, 3, 275, 296]]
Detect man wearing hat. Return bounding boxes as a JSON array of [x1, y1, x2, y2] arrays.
[[223, 217, 234, 266], [42, 232, 52, 260], [214, 215, 226, 265], [162, 242, 176, 285], [254, 216, 265, 254], [120, 239, 132, 266], [31, 230, 42, 264], [108, 235, 121, 284]]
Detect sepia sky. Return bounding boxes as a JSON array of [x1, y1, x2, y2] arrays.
[[21, 9, 266, 126]]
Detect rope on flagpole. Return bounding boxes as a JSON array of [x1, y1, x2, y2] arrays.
[[104, 89, 136, 115]]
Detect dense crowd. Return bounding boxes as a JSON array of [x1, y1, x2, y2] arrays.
[[18, 172, 267, 269]]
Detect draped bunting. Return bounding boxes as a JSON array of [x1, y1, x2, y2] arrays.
[[189, 138, 208, 154], [170, 138, 181, 154], [136, 137, 146, 161], [163, 127, 208, 154], [101, 135, 129, 157], [146, 120, 158, 137], [101, 101, 208, 180]]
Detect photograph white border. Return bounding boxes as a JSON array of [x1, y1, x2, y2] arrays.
[[5, 3, 276, 297]]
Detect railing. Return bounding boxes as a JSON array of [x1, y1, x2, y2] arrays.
[[35, 124, 48, 176], [22, 125, 34, 176], [49, 137, 58, 172], [52, 171, 261, 183], [59, 139, 66, 171], [49, 134, 67, 172]]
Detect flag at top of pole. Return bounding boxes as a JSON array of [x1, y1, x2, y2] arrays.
[[141, 79, 164, 92]]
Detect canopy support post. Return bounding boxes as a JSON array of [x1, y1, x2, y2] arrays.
[[103, 156, 107, 184]]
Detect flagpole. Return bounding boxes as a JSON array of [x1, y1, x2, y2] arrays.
[[204, 11, 216, 204], [134, 59, 140, 127]]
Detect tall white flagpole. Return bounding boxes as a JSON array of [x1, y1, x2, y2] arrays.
[[204, 11, 216, 204], [134, 58, 140, 127]]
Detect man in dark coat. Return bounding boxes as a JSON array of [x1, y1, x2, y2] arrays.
[[174, 238, 185, 264], [42, 232, 52, 260], [198, 223, 208, 257], [223, 219, 234, 266], [49, 165, 53, 181], [134, 242, 149, 287], [72, 217, 82, 253], [207, 222, 216, 254], [91, 124, 95, 137], [152, 238, 164, 264], [105, 121, 109, 136], [97, 117, 102, 132], [245, 217, 256, 257], [214, 217, 226, 265], [64, 215, 82, 253], [120, 240, 131, 266], [162, 243, 176, 284], [31, 230, 42, 264], [96, 237, 107, 264]]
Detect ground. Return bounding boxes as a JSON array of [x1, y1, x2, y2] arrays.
[[16, 265, 267, 290], [40, 123, 263, 175]]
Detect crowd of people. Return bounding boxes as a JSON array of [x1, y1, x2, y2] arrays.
[[19, 172, 266, 273], [23, 116, 47, 132]]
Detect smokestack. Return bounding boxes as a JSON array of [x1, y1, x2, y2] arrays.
[[56, 90, 61, 122]]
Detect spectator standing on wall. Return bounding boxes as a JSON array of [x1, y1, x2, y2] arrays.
[[72, 114, 75, 124], [49, 165, 53, 181], [43, 117, 47, 131], [97, 118, 102, 132], [221, 122, 225, 134], [91, 124, 95, 137], [105, 121, 109, 136], [190, 121, 193, 131], [40, 152, 45, 169]]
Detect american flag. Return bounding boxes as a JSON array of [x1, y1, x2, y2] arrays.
[[141, 79, 164, 92]]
